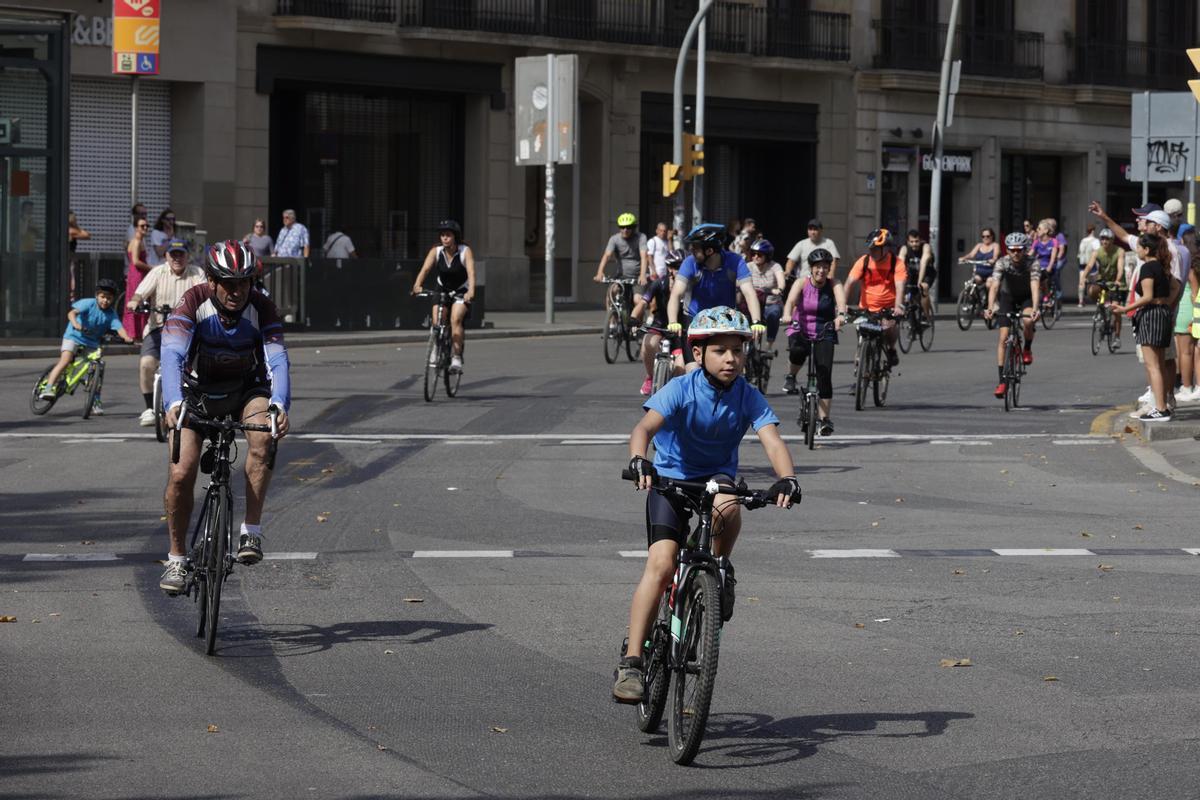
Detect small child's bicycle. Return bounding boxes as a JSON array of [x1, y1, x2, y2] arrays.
[[30, 335, 112, 419]]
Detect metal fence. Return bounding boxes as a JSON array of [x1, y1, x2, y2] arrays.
[[276, 0, 851, 62], [872, 20, 1043, 80]]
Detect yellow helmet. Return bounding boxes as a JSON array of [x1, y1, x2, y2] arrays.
[[616, 212, 637, 228]]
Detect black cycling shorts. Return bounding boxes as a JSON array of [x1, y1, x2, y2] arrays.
[[182, 376, 270, 427], [996, 289, 1033, 318], [646, 473, 734, 547]]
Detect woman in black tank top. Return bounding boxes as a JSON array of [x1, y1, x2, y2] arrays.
[[411, 219, 477, 374]]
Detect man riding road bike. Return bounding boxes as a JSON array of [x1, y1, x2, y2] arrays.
[[984, 232, 1041, 398], [157, 240, 292, 595]]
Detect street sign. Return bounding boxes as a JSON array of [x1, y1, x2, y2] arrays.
[[514, 55, 576, 165], [1129, 91, 1198, 182], [112, 0, 160, 76]]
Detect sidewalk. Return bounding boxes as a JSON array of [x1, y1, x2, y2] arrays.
[[0, 309, 604, 360]]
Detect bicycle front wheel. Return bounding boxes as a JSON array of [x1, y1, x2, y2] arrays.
[[423, 329, 440, 402], [624, 324, 638, 362], [1090, 314, 1102, 356], [1003, 341, 1020, 412], [82, 363, 103, 420], [854, 339, 870, 411], [152, 373, 167, 442], [652, 355, 673, 395], [1106, 319, 1119, 354], [30, 366, 58, 415], [603, 310, 620, 364], [444, 335, 463, 397], [872, 351, 889, 407], [204, 488, 230, 656], [919, 313, 935, 351], [636, 595, 672, 733], [804, 392, 818, 450], [1040, 298, 1060, 329], [956, 286, 974, 331], [668, 570, 721, 765], [897, 313, 914, 354]]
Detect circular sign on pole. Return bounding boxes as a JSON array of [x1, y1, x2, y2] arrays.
[[532, 84, 548, 111]]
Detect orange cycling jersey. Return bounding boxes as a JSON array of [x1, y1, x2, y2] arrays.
[[847, 252, 907, 312]]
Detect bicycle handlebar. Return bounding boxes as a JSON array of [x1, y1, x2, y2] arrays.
[[170, 406, 279, 469], [600, 277, 640, 285], [621, 468, 774, 509], [959, 259, 994, 266]]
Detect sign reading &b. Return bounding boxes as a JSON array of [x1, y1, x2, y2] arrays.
[[111, 0, 160, 75]]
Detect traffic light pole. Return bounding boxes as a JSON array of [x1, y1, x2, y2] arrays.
[[929, 0, 959, 281], [673, 0, 714, 240], [692, 18, 707, 228]]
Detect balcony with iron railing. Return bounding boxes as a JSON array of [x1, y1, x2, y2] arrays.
[[274, 0, 851, 62], [871, 19, 1043, 81], [1068, 37, 1193, 90]]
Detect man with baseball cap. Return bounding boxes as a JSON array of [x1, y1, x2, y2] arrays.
[[785, 219, 841, 281], [126, 238, 205, 426]]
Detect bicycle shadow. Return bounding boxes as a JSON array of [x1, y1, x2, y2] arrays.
[[739, 464, 860, 479], [216, 619, 493, 658], [645, 709, 973, 768]]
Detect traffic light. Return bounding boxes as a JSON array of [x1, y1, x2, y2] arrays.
[[1191, 48, 1200, 102], [681, 132, 705, 179], [662, 162, 681, 197]]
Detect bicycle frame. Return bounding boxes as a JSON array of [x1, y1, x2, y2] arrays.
[[62, 346, 103, 393]]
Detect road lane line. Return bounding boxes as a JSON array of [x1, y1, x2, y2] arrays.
[[1123, 444, 1200, 488], [262, 552, 318, 560], [808, 549, 900, 558], [619, 550, 649, 558], [23, 553, 120, 562], [992, 548, 1094, 556], [411, 550, 514, 558], [1053, 439, 1114, 445]]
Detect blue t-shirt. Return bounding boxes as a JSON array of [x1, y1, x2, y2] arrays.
[[677, 250, 752, 317], [644, 368, 779, 480], [63, 298, 122, 347]]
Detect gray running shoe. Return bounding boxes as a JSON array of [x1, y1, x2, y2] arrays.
[[781, 375, 798, 395], [90, 398, 104, 416], [612, 656, 644, 704], [159, 560, 189, 595], [236, 533, 263, 565]]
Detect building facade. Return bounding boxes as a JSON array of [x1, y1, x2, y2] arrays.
[[7, 0, 1197, 333]]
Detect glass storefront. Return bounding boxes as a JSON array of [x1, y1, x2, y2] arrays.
[[0, 13, 68, 337]]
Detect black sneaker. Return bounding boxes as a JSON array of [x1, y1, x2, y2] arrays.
[[886, 349, 899, 368], [236, 533, 263, 565], [612, 656, 644, 703], [819, 418, 834, 436], [1138, 408, 1172, 422], [782, 375, 798, 395]]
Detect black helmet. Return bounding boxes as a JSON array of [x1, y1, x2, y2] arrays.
[[95, 277, 119, 294], [438, 219, 462, 237], [664, 249, 685, 269], [206, 240, 258, 280], [867, 228, 894, 248], [684, 223, 727, 250], [807, 248, 834, 266]]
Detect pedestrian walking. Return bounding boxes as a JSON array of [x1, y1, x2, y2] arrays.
[[273, 209, 310, 258], [243, 218, 273, 260], [322, 226, 357, 259], [647, 222, 672, 278], [125, 216, 152, 340]]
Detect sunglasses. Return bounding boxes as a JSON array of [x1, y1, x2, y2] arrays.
[[981, 233, 993, 238], [137, 223, 149, 229], [165, 216, 175, 222]]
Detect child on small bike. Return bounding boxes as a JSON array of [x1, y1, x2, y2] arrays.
[[38, 278, 134, 410], [614, 305, 801, 703]]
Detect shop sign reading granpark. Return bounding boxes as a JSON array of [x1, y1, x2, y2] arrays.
[[921, 153, 972, 173]]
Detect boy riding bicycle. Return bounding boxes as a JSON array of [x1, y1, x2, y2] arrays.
[[614, 306, 801, 703], [38, 277, 134, 411]]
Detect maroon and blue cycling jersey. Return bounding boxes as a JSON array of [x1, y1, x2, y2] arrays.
[[160, 284, 291, 412]]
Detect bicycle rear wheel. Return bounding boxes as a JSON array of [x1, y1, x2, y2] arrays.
[[1040, 297, 1060, 329], [956, 286, 974, 331], [30, 366, 58, 415], [854, 339, 870, 411], [82, 363, 103, 420], [603, 310, 621, 364], [1003, 341, 1019, 412], [204, 488, 230, 656], [651, 355, 673, 395], [668, 570, 721, 765], [624, 323, 638, 363], [804, 392, 818, 450], [1106, 320, 1119, 353], [756, 352, 771, 393], [919, 313, 935, 351], [444, 335, 463, 397], [872, 350, 889, 407], [636, 595, 672, 733], [423, 329, 440, 402], [897, 313, 914, 354], [1090, 314, 1103, 356]]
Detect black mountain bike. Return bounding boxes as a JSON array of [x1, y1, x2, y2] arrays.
[[619, 469, 799, 765], [601, 277, 640, 364], [171, 406, 278, 655], [898, 284, 934, 353], [796, 322, 837, 450], [998, 310, 1028, 412], [956, 263, 996, 331], [416, 290, 465, 402], [852, 310, 895, 411], [1089, 282, 1122, 356]]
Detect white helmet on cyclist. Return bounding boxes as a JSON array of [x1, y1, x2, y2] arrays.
[[1004, 232, 1031, 251], [686, 306, 753, 347]]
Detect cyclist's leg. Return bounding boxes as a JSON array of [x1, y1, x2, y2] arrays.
[[165, 426, 203, 557], [626, 491, 687, 660], [642, 331, 661, 378], [814, 339, 835, 418], [43, 342, 77, 388], [763, 302, 782, 347], [240, 393, 275, 529], [787, 333, 811, 380], [711, 488, 742, 559], [138, 329, 161, 408], [450, 300, 468, 356], [629, 283, 646, 324]]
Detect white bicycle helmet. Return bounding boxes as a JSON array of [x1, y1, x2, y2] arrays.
[[687, 306, 753, 347]]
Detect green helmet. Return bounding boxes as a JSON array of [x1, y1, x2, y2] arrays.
[[616, 212, 637, 228]]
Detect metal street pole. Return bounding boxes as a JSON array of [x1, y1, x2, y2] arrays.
[[545, 53, 556, 324], [928, 0, 959, 282], [1142, 91, 1150, 206], [130, 75, 138, 205], [692, 17, 707, 228], [673, 0, 714, 239], [1190, 99, 1197, 226]]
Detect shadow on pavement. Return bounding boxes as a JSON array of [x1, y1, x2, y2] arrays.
[[216, 619, 493, 658], [339, 788, 839, 800]]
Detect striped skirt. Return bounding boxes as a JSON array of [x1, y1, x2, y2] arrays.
[[1134, 304, 1172, 348]]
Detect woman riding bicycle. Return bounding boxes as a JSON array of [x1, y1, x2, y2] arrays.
[[958, 227, 999, 295], [780, 248, 848, 435], [411, 219, 476, 375], [614, 306, 800, 703], [743, 238, 786, 352]]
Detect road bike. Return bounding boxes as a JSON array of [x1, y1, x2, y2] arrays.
[[743, 331, 774, 393], [898, 283, 934, 353], [1039, 270, 1062, 329], [998, 310, 1028, 412], [137, 302, 174, 442], [601, 277, 640, 364], [851, 310, 895, 411], [619, 469, 798, 765], [795, 322, 837, 450], [1089, 282, 1122, 356], [642, 324, 680, 395], [170, 405, 278, 655], [415, 290, 465, 402], [956, 263, 996, 331], [30, 334, 113, 419]]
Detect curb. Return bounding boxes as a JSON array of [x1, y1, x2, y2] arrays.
[[0, 326, 603, 361]]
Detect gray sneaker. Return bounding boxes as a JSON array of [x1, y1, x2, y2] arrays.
[[236, 533, 263, 565], [159, 560, 189, 595], [612, 656, 644, 704]]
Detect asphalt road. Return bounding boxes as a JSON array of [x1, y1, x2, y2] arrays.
[[4, 318, 1200, 799]]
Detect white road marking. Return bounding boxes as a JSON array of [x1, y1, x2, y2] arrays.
[[991, 548, 1095, 556], [1053, 439, 1113, 445], [1184, 549, 1200, 556], [411, 550, 514, 558], [558, 440, 625, 446], [1123, 444, 1200, 488], [619, 550, 649, 558], [311, 438, 382, 445], [809, 549, 900, 558], [61, 438, 126, 444], [262, 552, 318, 560], [23, 553, 120, 562], [930, 440, 992, 446]]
